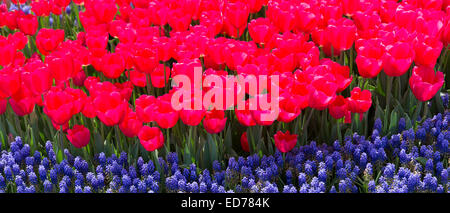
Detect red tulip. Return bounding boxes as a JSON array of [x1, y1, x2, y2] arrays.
[[151, 64, 171, 88], [203, 110, 227, 134], [409, 66, 444, 102], [328, 95, 349, 120], [327, 18, 357, 52], [355, 39, 385, 78], [43, 87, 76, 125], [278, 92, 302, 123], [154, 95, 179, 129], [307, 78, 337, 110], [274, 130, 297, 153], [46, 53, 77, 83], [224, 2, 250, 33], [138, 126, 164, 152], [248, 18, 277, 45], [17, 14, 38, 36], [9, 83, 36, 117], [413, 36, 443, 68], [382, 42, 415, 77], [7, 31, 28, 50], [101, 53, 125, 79], [22, 62, 52, 96], [235, 101, 257, 127], [119, 108, 143, 138], [135, 95, 157, 123], [93, 91, 127, 126], [82, 96, 96, 118], [180, 96, 205, 126], [66, 125, 90, 148], [132, 44, 159, 74], [0, 66, 21, 99], [90, 0, 117, 24], [36, 29, 65, 56], [347, 87, 372, 114], [0, 41, 16, 67], [241, 132, 250, 152]]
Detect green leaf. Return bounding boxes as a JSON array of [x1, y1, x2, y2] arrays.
[[416, 157, 428, 167]]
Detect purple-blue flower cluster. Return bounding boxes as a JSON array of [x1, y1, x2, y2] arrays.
[[0, 112, 448, 193]]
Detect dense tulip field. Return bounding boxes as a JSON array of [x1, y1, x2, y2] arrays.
[[0, 0, 449, 193]]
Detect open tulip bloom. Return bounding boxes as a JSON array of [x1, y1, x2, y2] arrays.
[[0, 0, 448, 194]]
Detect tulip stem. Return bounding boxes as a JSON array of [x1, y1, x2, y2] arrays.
[[336, 119, 342, 142], [386, 76, 393, 116]]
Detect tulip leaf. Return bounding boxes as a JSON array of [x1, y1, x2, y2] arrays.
[[388, 110, 399, 135]]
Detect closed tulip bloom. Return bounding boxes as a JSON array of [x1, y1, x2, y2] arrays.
[[92, 0, 117, 24], [355, 39, 385, 78], [101, 53, 126, 79], [278, 93, 302, 123], [150, 64, 171, 88], [94, 91, 127, 126], [154, 95, 179, 129], [36, 29, 65, 56], [274, 130, 298, 153], [382, 42, 414, 77], [43, 87, 76, 126], [327, 18, 357, 51], [329, 95, 349, 120], [235, 101, 257, 127], [347, 87, 372, 114], [135, 95, 157, 123], [240, 132, 250, 153], [132, 44, 159, 74], [409, 66, 444, 102], [248, 18, 277, 45], [119, 109, 143, 138], [138, 126, 164, 152], [203, 110, 227, 134], [0, 66, 21, 99], [66, 125, 90, 148], [307, 78, 337, 110], [0, 42, 16, 67], [225, 2, 250, 32], [180, 97, 205, 127], [9, 83, 36, 117], [413, 36, 443, 68], [17, 14, 38, 36]]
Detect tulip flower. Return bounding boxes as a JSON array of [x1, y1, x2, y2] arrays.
[[0, 42, 16, 67], [43, 87, 76, 126], [101, 53, 126, 79], [17, 14, 38, 36], [307, 78, 338, 110], [347, 87, 372, 114], [119, 109, 143, 138], [135, 95, 157, 123], [409, 66, 444, 102], [0, 66, 21, 99], [138, 126, 164, 152], [66, 125, 90, 149], [203, 110, 227, 134], [328, 95, 350, 120], [9, 84, 36, 117], [93, 91, 127, 126], [274, 130, 298, 153], [154, 95, 179, 129], [355, 39, 385, 78], [0, 98, 7, 115], [36, 29, 65, 56], [383, 42, 415, 77], [248, 18, 277, 45], [240, 132, 250, 153]]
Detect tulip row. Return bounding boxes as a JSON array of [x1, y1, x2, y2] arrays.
[[0, 0, 449, 167], [0, 109, 448, 193]]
